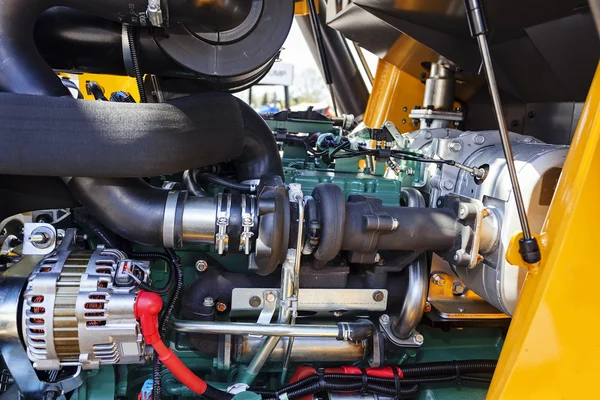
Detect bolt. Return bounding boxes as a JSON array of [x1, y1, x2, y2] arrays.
[[458, 205, 469, 219], [249, 296, 262, 308], [385, 121, 393, 127], [333, 310, 345, 317], [372, 291, 385, 302], [482, 208, 491, 218], [195, 260, 208, 272], [265, 292, 276, 303], [424, 302, 432, 313], [473, 134, 485, 145], [452, 281, 467, 295], [203, 297, 215, 307], [401, 119, 407, 124], [374, 253, 382, 264], [442, 180, 454, 190], [379, 314, 390, 325], [448, 141, 462, 152], [476, 254, 484, 264], [27, 233, 48, 244], [432, 274, 445, 286], [458, 307, 464, 313], [403, 106, 408, 112], [424, 131, 433, 139], [216, 302, 227, 312], [413, 334, 424, 345]]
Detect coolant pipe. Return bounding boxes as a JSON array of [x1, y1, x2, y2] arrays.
[[391, 189, 428, 340], [170, 320, 374, 339]]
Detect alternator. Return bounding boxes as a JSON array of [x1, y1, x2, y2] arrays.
[[22, 230, 150, 370]]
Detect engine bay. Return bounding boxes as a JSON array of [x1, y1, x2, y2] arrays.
[[0, 0, 596, 399]]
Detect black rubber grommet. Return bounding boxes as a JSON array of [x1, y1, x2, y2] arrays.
[[311, 183, 346, 263]]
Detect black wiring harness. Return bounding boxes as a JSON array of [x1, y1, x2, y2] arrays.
[[252, 360, 497, 400]]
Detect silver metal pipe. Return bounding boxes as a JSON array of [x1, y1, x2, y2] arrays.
[[171, 320, 340, 338], [181, 197, 216, 245], [391, 189, 428, 339], [235, 336, 365, 363], [352, 42, 374, 85], [475, 34, 532, 240]]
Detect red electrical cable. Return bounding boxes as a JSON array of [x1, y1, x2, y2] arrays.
[[135, 291, 208, 395]]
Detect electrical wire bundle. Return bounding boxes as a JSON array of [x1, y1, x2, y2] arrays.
[[252, 360, 497, 400]]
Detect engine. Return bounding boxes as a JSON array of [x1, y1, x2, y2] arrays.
[[0, 0, 592, 399]]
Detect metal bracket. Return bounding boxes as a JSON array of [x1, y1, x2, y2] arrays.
[[379, 315, 424, 348], [383, 120, 406, 147], [23, 223, 58, 256], [215, 193, 231, 255], [438, 195, 486, 269]]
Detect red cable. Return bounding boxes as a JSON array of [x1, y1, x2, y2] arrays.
[[135, 291, 208, 395]]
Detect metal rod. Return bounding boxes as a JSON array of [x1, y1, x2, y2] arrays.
[[281, 193, 305, 382], [352, 42, 374, 85], [171, 320, 340, 337], [475, 35, 531, 240]]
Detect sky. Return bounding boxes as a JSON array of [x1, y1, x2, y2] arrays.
[[238, 20, 379, 108]]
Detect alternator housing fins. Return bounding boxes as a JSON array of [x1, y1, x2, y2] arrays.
[[22, 239, 149, 370]]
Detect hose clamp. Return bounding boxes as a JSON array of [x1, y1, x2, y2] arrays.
[[147, 0, 164, 27], [239, 195, 256, 255], [163, 191, 186, 248], [215, 194, 232, 255]]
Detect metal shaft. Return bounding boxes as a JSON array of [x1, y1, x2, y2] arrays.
[[475, 34, 532, 240], [171, 320, 340, 337]]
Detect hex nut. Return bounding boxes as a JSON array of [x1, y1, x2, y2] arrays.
[[195, 260, 208, 272]]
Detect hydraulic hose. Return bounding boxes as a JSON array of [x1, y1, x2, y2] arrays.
[[193, 173, 254, 193]]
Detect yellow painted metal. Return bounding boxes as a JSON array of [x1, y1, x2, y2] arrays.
[[488, 62, 600, 399], [363, 59, 424, 130], [294, 0, 318, 16], [59, 73, 140, 102]]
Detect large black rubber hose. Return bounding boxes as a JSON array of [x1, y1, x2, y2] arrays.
[[0, 92, 246, 177]]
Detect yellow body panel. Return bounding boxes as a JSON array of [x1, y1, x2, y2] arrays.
[[363, 59, 424, 130], [488, 63, 600, 399], [60, 73, 140, 102], [294, 0, 318, 16]]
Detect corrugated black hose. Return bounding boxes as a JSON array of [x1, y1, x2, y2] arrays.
[[253, 360, 497, 400], [152, 248, 184, 400], [126, 25, 147, 103]]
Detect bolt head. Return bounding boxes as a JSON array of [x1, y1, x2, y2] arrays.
[[203, 297, 215, 307], [265, 292, 276, 303], [432, 275, 446, 286], [424, 302, 432, 313], [448, 141, 462, 152], [195, 260, 208, 272], [216, 302, 227, 312], [473, 134, 485, 145], [372, 291, 385, 302], [452, 281, 467, 295], [442, 180, 454, 190], [379, 314, 390, 325], [413, 334, 424, 344], [458, 307, 464, 313], [424, 131, 433, 139]]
